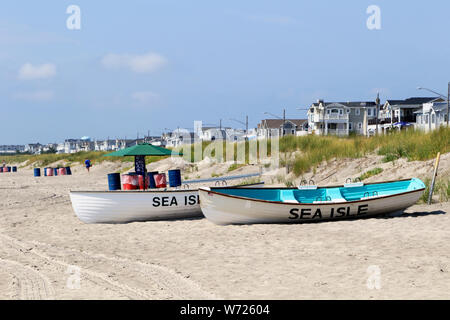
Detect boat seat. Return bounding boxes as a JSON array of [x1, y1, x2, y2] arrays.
[[344, 182, 364, 188], [360, 191, 383, 200], [312, 199, 347, 204], [324, 188, 347, 203], [360, 195, 382, 200], [313, 200, 329, 204], [279, 190, 300, 203], [298, 185, 318, 190]]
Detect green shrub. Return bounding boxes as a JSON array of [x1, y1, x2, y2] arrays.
[[421, 178, 431, 203], [227, 163, 246, 172], [382, 153, 399, 163], [285, 179, 295, 187], [359, 168, 383, 181], [436, 179, 450, 202], [237, 177, 260, 185], [420, 177, 450, 203]]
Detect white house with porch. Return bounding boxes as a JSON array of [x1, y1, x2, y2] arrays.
[[379, 97, 443, 132], [307, 100, 377, 136], [415, 102, 449, 132]]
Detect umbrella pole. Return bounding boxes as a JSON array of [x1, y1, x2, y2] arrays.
[[134, 155, 148, 191], [134, 155, 143, 191], [134, 155, 139, 191], [144, 156, 147, 191]]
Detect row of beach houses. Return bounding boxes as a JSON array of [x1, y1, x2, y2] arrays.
[[306, 96, 448, 136], [1, 96, 448, 155]]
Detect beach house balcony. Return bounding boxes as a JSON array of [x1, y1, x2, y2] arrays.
[[313, 113, 349, 123], [324, 113, 349, 122]]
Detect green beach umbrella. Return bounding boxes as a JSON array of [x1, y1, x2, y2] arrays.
[[104, 143, 182, 189], [104, 143, 181, 157]]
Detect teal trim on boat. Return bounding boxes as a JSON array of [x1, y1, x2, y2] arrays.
[[211, 178, 425, 204]]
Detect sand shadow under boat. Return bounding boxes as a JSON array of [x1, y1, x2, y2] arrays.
[[89, 209, 447, 225], [379, 209, 447, 219]]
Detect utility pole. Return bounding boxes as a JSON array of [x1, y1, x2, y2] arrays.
[[390, 105, 393, 128], [319, 100, 325, 136], [376, 92, 380, 135], [447, 82, 449, 127], [283, 108, 287, 173], [229, 116, 249, 139], [246, 115, 248, 135]]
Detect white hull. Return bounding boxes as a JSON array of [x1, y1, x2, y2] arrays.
[[70, 190, 202, 224], [70, 183, 264, 224], [198, 187, 424, 225]]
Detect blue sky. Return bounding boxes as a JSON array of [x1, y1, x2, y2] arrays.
[[1, 0, 450, 144]]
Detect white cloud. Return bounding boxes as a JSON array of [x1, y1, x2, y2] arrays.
[[12, 90, 54, 102], [18, 63, 56, 80], [131, 91, 160, 105], [101, 52, 167, 73]]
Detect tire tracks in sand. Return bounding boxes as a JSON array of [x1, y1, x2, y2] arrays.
[[0, 258, 55, 300], [30, 240, 218, 300], [0, 231, 218, 299], [0, 232, 158, 299]]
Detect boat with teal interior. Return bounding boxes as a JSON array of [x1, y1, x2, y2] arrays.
[[198, 178, 426, 225]]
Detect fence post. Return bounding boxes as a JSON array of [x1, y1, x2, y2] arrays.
[[427, 152, 441, 205]]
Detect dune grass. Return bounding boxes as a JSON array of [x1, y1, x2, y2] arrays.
[[358, 168, 383, 181], [211, 172, 222, 178], [289, 127, 449, 176], [3, 127, 449, 175], [227, 163, 246, 172], [156, 127, 450, 178], [236, 177, 261, 186], [420, 177, 450, 203]]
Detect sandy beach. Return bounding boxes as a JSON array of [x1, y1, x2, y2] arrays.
[[0, 157, 449, 300]]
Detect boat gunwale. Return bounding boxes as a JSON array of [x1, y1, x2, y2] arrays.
[[207, 178, 415, 190], [69, 182, 265, 194], [200, 178, 425, 206]]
